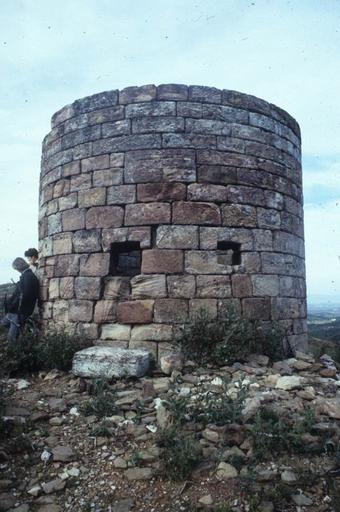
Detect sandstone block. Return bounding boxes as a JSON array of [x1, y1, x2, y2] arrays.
[[257, 208, 281, 229], [73, 90, 118, 114], [48, 212, 62, 235], [55, 254, 80, 277], [173, 201, 221, 225], [131, 324, 173, 341], [141, 249, 183, 274], [107, 185, 136, 204], [93, 168, 123, 186], [52, 233, 73, 255], [132, 116, 184, 133], [272, 298, 306, 320], [197, 149, 256, 167], [162, 133, 216, 149], [125, 100, 175, 117], [231, 275, 252, 298], [227, 185, 264, 206], [273, 231, 304, 258], [80, 253, 110, 276], [94, 300, 117, 323], [125, 203, 171, 226], [119, 85, 157, 104], [39, 237, 53, 257], [218, 298, 241, 317], [251, 275, 279, 297], [186, 118, 231, 135], [252, 230, 273, 251], [62, 208, 86, 231], [70, 173, 92, 191], [73, 229, 101, 253], [62, 160, 80, 177], [264, 190, 284, 210], [188, 85, 221, 103], [177, 101, 202, 118], [131, 274, 167, 298], [61, 125, 101, 150], [261, 252, 305, 277], [157, 84, 188, 100], [92, 134, 161, 155], [59, 193, 77, 211], [279, 276, 306, 298], [241, 252, 261, 273], [75, 277, 101, 299], [102, 226, 151, 251], [242, 298, 271, 320], [196, 275, 231, 298], [216, 135, 246, 153], [167, 275, 196, 298], [281, 211, 304, 237], [117, 300, 154, 323], [189, 299, 217, 320], [78, 188, 106, 208], [185, 251, 231, 274], [154, 299, 188, 323], [72, 346, 151, 378], [103, 276, 131, 299], [86, 206, 124, 229], [69, 300, 93, 322], [46, 198, 59, 215], [197, 165, 238, 185], [59, 277, 74, 299], [203, 103, 248, 123], [101, 323, 131, 340], [82, 154, 109, 172], [53, 179, 70, 198], [102, 120, 131, 138], [222, 204, 257, 227], [137, 182, 186, 202], [199, 227, 253, 250], [41, 166, 62, 188], [156, 225, 198, 249], [128, 340, 157, 361], [76, 322, 99, 340], [49, 278, 59, 300], [110, 153, 125, 166], [187, 183, 228, 202], [52, 300, 69, 322], [160, 353, 184, 375]]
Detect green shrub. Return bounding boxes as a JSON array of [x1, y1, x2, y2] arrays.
[[81, 378, 117, 418], [156, 426, 201, 480]]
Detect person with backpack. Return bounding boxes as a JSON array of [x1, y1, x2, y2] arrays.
[[1, 257, 40, 343]]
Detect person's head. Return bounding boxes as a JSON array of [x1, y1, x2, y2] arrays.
[[12, 257, 29, 273], [24, 248, 39, 266]]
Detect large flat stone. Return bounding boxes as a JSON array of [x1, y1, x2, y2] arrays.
[[72, 346, 151, 378]]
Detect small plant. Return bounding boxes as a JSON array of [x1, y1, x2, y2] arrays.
[[91, 419, 114, 437], [81, 378, 117, 418], [254, 322, 286, 362], [163, 394, 190, 426], [215, 504, 233, 512], [156, 426, 201, 480]]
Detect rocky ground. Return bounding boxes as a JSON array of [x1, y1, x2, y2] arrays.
[[1, 350, 340, 512]]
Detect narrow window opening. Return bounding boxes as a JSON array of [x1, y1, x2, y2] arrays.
[[217, 241, 241, 266], [109, 242, 141, 276]]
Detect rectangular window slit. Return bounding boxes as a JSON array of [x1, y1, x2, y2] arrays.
[[109, 242, 141, 276], [217, 241, 241, 265]]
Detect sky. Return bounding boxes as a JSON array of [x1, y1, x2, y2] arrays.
[[0, 0, 339, 303]]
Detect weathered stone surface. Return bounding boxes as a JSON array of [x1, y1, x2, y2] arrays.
[[189, 85, 221, 103], [86, 206, 124, 229], [189, 299, 217, 319], [102, 120, 131, 138], [276, 376, 302, 391], [49, 278, 59, 299], [62, 160, 80, 177], [156, 225, 198, 249], [55, 255, 80, 277], [279, 276, 306, 298], [216, 462, 238, 480], [231, 275, 252, 298], [102, 226, 151, 251], [125, 149, 196, 183], [70, 173, 92, 191], [167, 275, 196, 298], [227, 185, 264, 206], [199, 227, 253, 250], [80, 253, 110, 276], [107, 185, 136, 204], [93, 134, 161, 155], [198, 164, 238, 185], [59, 193, 77, 211], [261, 252, 305, 277], [132, 116, 184, 134], [124, 467, 153, 481], [163, 133, 216, 149], [75, 277, 101, 299], [141, 249, 183, 274], [119, 85, 156, 104], [272, 298, 306, 320], [173, 201, 221, 225], [137, 182, 186, 202], [69, 300, 93, 322], [187, 183, 228, 202], [101, 323, 131, 340], [125, 203, 171, 226], [131, 324, 173, 341], [52, 445, 74, 462], [185, 251, 231, 274], [186, 118, 230, 135], [103, 277, 130, 299], [251, 275, 279, 296], [117, 300, 154, 324], [62, 208, 86, 231], [154, 299, 188, 323], [131, 274, 167, 298], [59, 277, 74, 299], [160, 353, 184, 375], [72, 346, 151, 378], [52, 233, 73, 255], [93, 168, 123, 186], [222, 204, 257, 227], [257, 208, 281, 229], [94, 300, 117, 323], [196, 275, 231, 298], [157, 83, 188, 100], [78, 188, 106, 208], [242, 298, 271, 320], [48, 212, 62, 235], [81, 154, 110, 172], [73, 229, 101, 253]]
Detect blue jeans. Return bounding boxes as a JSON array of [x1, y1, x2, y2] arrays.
[[1, 313, 20, 344]]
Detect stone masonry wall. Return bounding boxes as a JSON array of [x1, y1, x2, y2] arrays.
[[39, 84, 307, 361]]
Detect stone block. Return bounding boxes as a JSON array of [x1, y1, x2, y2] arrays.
[[70, 173, 92, 192], [78, 188, 106, 208], [189, 299, 217, 320], [93, 134, 161, 155], [272, 298, 306, 320], [197, 165, 238, 185], [242, 298, 271, 320], [231, 275, 252, 298], [86, 206, 124, 229], [273, 232, 305, 258], [62, 161, 80, 177], [132, 116, 184, 133], [156, 225, 198, 249], [102, 120, 131, 137], [101, 323, 131, 340], [141, 249, 183, 274], [59, 193, 78, 211], [186, 118, 231, 135], [222, 205, 257, 227], [117, 300, 154, 324], [196, 275, 231, 298], [257, 208, 281, 229], [281, 211, 304, 237], [185, 251, 231, 274], [197, 149, 256, 167], [73, 90, 118, 114], [202, 103, 248, 123], [279, 276, 306, 298], [199, 227, 253, 251], [55, 254, 80, 277], [52, 233, 73, 255], [69, 300, 93, 322], [261, 252, 305, 277], [188, 85, 221, 103], [128, 340, 157, 361], [103, 276, 131, 299], [73, 142, 92, 160], [119, 85, 157, 104], [41, 167, 62, 188], [80, 253, 110, 276], [125, 149, 196, 184], [102, 226, 151, 251], [49, 278, 59, 300], [61, 125, 101, 150], [252, 230, 273, 251], [251, 275, 279, 297], [173, 201, 221, 225], [62, 208, 86, 231], [157, 84, 188, 100], [72, 346, 151, 378], [93, 168, 123, 186], [73, 229, 101, 253], [53, 179, 70, 198], [187, 183, 228, 202], [125, 203, 171, 226], [94, 300, 117, 323], [162, 133, 216, 149], [227, 185, 264, 206], [137, 182, 186, 202], [75, 277, 101, 299], [166, 275, 195, 298], [264, 190, 284, 210], [53, 300, 69, 322], [48, 212, 62, 235], [39, 237, 53, 257], [76, 322, 99, 340], [125, 100, 175, 118], [154, 299, 188, 323], [131, 324, 173, 341], [286, 334, 308, 353], [59, 277, 74, 299], [241, 252, 261, 273], [81, 155, 109, 172], [216, 136, 246, 153], [39, 217, 48, 239], [107, 185, 136, 204], [46, 198, 59, 215], [131, 274, 167, 298], [218, 298, 241, 318], [177, 101, 203, 118], [109, 153, 124, 167]]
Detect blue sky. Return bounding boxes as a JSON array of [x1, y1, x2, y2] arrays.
[[0, 0, 339, 302]]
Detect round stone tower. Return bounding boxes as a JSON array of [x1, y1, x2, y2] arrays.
[[39, 84, 307, 361]]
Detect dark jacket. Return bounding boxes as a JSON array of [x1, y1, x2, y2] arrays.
[[5, 269, 39, 320]]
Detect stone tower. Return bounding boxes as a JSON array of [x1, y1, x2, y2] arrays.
[[39, 84, 307, 361]]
